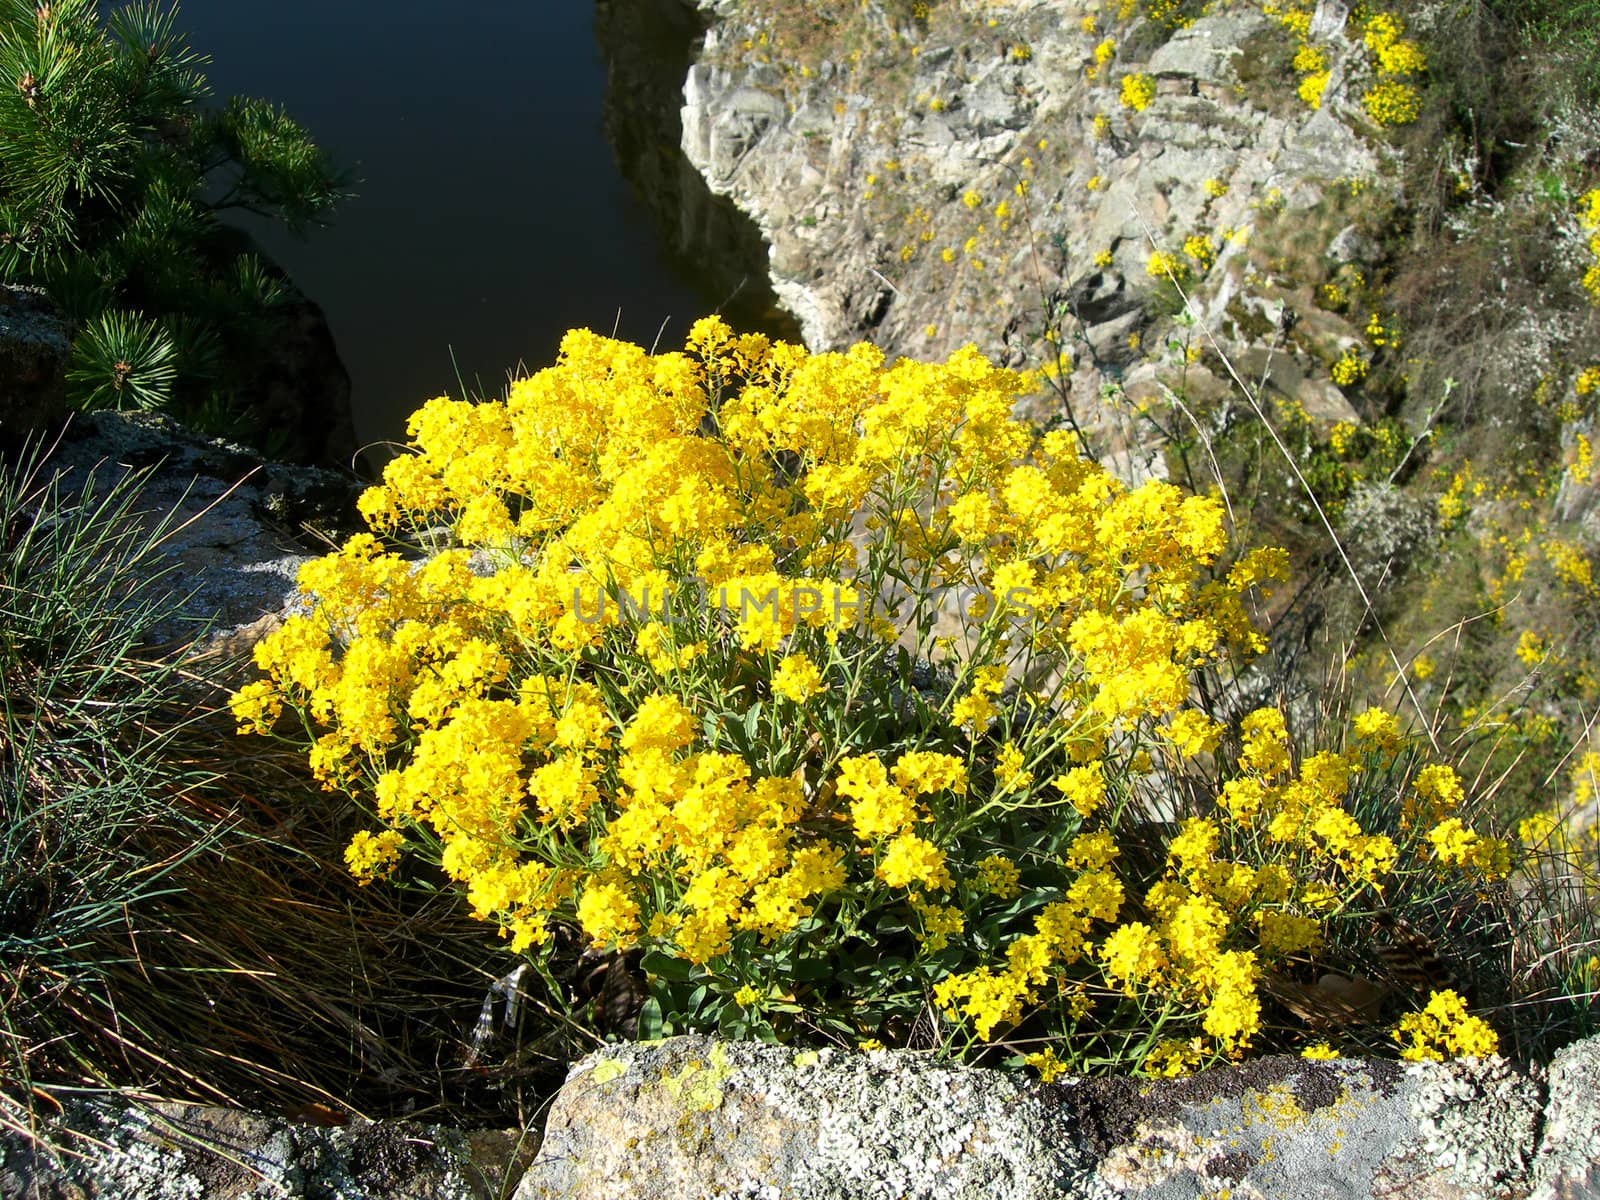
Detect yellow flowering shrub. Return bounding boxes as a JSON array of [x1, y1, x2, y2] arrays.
[[1331, 347, 1369, 386], [234, 319, 1512, 1074], [1579, 190, 1600, 305], [1358, 10, 1424, 124], [1120, 72, 1156, 113], [1363, 79, 1423, 125], [1393, 990, 1499, 1060]]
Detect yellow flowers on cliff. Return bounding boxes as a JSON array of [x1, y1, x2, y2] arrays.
[[234, 317, 1511, 1076], [1580, 190, 1600, 305], [1359, 10, 1425, 124], [1119, 71, 1155, 112]]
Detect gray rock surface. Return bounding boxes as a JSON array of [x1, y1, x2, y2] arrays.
[[514, 1036, 1102, 1200], [0, 1100, 530, 1200], [7, 1037, 1597, 1200], [676, 1, 1389, 468], [1529, 1037, 1600, 1200], [516, 1036, 1600, 1200], [33, 409, 362, 651]]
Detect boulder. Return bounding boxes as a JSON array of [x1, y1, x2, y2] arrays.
[[1529, 1036, 1600, 1199], [516, 1036, 1600, 1200], [211, 227, 359, 470], [0, 285, 72, 453], [514, 1037, 1095, 1200], [33, 409, 363, 652], [0, 1099, 529, 1200]]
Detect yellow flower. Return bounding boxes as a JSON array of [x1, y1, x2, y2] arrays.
[[345, 829, 405, 884], [1120, 72, 1155, 112], [577, 879, 642, 949], [1240, 708, 1291, 778], [1363, 80, 1422, 126], [1163, 710, 1222, 758], [877, 831, 953, 890], [838, 755, 916, 840], [772, 652, 824, 703], [975, 853, 1021, 899], [1352, 707, 1402, 757], [621, 692, 696, 753], [1099, 922, 1166, 993], [1025, 1047, 1068, 1082], [1065, 829, 1119, 872], [1142, 1038, 1205, 1077], [894, 750, 967, 796], [910, 893, 965, 951], [1426, 818, 1510, 879], [1393, 990, 1499, 1061], [1053, 762, 1105, 817]]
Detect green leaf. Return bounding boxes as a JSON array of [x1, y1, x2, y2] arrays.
[[640, 950, 694, 982], [636, 998, 663, 1041]]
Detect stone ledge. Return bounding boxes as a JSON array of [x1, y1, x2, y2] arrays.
[[514, 1034, 1600, 1200], [5, 1035, 1595, 1199]]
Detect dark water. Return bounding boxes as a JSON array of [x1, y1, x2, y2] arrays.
[[174, 1, 722, 454]]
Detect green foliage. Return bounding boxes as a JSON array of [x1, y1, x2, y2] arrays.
[[0, 442, 208, 956], [64, 308, 176, 410], [1490, 0, 1600, 103], [0, 440, 227, 1117], [0, 0, 348, 436]]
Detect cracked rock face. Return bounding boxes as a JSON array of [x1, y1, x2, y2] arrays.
[[516, 1036, 1600, 1200], [677, 1, 1387, 459], [515, 1036, 1102, 1200]]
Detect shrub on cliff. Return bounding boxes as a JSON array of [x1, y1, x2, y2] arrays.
[[0, 0, 347, 441], [232, 319, 1543, 1078]]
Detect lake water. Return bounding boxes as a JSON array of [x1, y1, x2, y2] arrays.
[[174, 0, 736, 456]]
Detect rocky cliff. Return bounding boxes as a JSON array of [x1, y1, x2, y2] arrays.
[[678, 0, 1396, 447]]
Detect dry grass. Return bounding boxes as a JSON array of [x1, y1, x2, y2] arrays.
[[8, 693, 591, 1129]]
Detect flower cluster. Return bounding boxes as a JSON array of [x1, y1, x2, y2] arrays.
[[1392, 990, 1499, 1061], [1263, 3, 1423, 123], [1359, 11, 1424, 125], [1120, 72, 1155, 113], [1580, 190, 1600, 305], [235, 319, 1510, 1076]]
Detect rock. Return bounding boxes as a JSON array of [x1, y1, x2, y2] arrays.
[[514, 1036, 1098, 1200], [0, 1099, 528, 1200], [1380, 1054, 1544, 1198], [1121, 361, 1236, 411], [667, 0, 1391, 484], [34, 409, 363, 652], [683, 68, 787, 186], [1530, 1036, 1600, 1199], [516, 1037, 1600, 1200], [243, 287, 358, 470], [1238, 345, 1360, 426], [1147, 13, 1269, 86], [1329, 222, 1381, 266], [0, 253, 354, 472], [515, 1036, 1600, 1200], [0, 285, 72, 453], [593, 0, 800, 343], [212, 227, 358, 470]]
